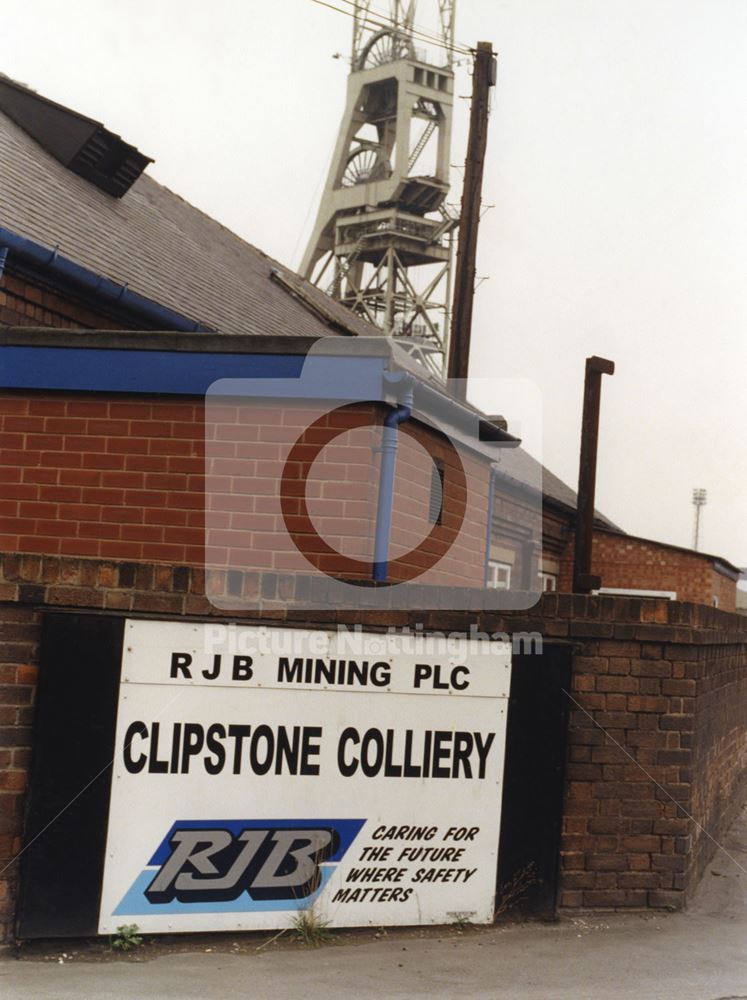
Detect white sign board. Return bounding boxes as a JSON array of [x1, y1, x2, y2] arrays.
[[98, 619, 511, 934]]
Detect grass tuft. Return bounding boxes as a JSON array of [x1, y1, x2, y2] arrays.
[[290, 906, 334, 947]]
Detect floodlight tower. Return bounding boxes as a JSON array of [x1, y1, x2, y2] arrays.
[[301, 1, 458, 374], [692, 487, 707, 551]]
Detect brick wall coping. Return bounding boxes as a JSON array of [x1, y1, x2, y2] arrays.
[[2, 552, 746, 646]]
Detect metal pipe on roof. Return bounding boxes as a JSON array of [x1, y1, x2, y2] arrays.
[[0, 226, 212, 333]]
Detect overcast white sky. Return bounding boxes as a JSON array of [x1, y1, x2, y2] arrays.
[[3, 0, 746, 568]]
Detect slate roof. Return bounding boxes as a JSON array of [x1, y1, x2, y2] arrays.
[[0, 80, 377, 339]]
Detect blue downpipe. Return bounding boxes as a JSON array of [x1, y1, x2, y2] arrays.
[[372, 388, 414, 582]]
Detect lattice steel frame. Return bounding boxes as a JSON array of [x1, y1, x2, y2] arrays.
[[302, 1, 458, 368]]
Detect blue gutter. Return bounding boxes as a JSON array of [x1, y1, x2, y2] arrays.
[[372, 374, 414, 583], [484, 465, 498, 587], [0, 225, 212, 332]]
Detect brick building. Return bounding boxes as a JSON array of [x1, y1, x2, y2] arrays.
[[552, 527, 740, 612], [1, 77, 746, 942]]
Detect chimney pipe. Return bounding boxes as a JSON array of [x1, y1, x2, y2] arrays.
[[573, 355, 615, 594]]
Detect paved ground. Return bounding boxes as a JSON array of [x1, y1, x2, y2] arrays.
[[3, 810, 747, 1000]]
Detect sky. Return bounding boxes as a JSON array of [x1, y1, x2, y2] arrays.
[[3, 0, 746, 569]]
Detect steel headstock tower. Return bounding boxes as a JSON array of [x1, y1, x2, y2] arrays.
[[301, 1, 458, 373]]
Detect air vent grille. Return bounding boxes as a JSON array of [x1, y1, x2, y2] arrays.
[[70, 128, 151, 198], [428, 460, 444, 525], [0, 77, 152, 198]]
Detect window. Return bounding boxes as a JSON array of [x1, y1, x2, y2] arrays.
[[538, 571, 557, 592], [487, 561, 511, 590], [428, 460, 444, 525], [712, 595, 719, 608]]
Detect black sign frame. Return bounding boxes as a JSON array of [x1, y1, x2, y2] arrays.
[[17, 613, 124, 939]]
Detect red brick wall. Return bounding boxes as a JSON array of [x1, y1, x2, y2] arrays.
[[557, 528, 737, 611], [1, 392, 205, 564], [1, 563, 746, 940], [389, 426, 489, 585], [493, 594, 747, 909], [561, 631, 695, 909], [711, 567, 737, 612], [1, 391, 493, 589], [0, 272, 128, 330], [557, 545, 572, 593], [206, 397, 490, 586], [568, 637, 747, 909], [0, 596, 35, 945], [689, 641, 747, 888]]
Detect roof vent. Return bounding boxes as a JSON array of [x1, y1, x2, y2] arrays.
[[0, 76, 152, 198]]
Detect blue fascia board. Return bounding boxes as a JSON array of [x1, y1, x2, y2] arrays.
[[0, 346, 388, 399]]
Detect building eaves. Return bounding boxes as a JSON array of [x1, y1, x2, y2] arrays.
[[0, 225, 212, 332]]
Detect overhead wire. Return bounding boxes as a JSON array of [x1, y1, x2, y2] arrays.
[[313, 0, 454, 54], [309, 0, 473, 58], [291, 142, 336, 272], [339, 0, 472, 57], [335, 0, 468, 54]]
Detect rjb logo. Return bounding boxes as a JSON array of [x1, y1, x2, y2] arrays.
[[114, 819, 364, 915], [148, 826, 337, 904]]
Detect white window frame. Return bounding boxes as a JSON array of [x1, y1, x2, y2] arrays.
[[487, 560, 512, 590], [538, 571, 557, 592]]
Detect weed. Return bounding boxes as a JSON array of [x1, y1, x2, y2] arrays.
[[290, 906, 333, 947], [452, 913, 472, 931], [111, 924, 143, 951], [494, 863, 539, 918]]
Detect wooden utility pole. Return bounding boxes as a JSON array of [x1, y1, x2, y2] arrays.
[[573, 355, 615, 594], [447, 41, 496, 396]]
